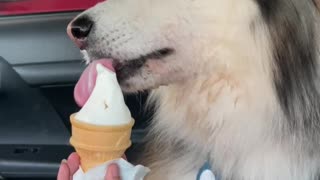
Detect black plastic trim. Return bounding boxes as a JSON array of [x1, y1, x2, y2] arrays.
[[13, 61, 85, 86]]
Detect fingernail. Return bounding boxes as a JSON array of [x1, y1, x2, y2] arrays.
[[61, 159, 67, 164], [110, 164, 120, 178]]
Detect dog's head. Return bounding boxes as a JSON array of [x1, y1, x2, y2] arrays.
[[67, 0, 319, 94], [67, 0, 264, 93]]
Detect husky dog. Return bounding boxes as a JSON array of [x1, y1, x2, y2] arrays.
[[67, 0, 320, 179]]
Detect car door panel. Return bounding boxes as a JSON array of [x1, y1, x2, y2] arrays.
[[0, 13, 81, 65]]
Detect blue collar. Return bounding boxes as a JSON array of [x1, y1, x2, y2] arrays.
[[196, 161, 218, 180]]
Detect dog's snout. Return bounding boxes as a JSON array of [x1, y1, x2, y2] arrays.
[[67, 15, 93, 49], [70, 15, 93, 39]]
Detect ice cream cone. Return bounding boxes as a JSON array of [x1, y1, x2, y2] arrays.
[[69, 113, 135, 172]]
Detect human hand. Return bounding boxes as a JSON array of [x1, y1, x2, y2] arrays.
[[57, 152, 121, 180]]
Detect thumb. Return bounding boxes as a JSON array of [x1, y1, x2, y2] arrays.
[[105, 164, 121, 180]]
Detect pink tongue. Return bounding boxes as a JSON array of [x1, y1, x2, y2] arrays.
[[74, 59, 114, 107]]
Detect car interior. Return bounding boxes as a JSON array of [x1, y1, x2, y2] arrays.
[[0, 11, 152, 179]]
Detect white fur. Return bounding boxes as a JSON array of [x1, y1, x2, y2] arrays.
[[75, 0, 320, 179]]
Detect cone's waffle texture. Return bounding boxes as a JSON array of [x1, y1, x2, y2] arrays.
[[69, 113, 134, 172]]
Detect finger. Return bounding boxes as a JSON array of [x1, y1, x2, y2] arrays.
[[57, 159, 70, 180], [105, 164, 121, 180], [67, 152, 81, 175], [315, 0, 320, 9]]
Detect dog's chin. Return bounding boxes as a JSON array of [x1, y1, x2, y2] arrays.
[[119, 80, 152, 93], [120, 82, 162, 94]]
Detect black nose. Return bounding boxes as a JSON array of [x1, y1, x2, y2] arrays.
[[70, 15, 93, 39]]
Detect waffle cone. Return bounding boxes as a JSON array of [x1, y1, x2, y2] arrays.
[[69, 114, 134, 172]]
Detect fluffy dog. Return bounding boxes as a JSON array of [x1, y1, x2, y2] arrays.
[[68, 0, 320, 179]]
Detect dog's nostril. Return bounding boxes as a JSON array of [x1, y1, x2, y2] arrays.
[[71, 15, 93, 39]]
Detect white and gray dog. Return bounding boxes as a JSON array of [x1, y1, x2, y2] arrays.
[[67, 0, 320, 179]]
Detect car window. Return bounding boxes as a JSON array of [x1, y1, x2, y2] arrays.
[[0, 0, 104, 16]]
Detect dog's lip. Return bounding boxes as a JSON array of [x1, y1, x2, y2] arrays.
[[103, 48, 174, 71], [111, 59, 123, 71]]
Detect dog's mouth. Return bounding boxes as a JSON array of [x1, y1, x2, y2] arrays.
[[113, 48, 174, 80], [87, 48, 174, 82], [75, 47, 174, 107]]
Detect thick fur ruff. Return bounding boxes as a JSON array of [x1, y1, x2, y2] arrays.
[[74, 0, 320, 179]]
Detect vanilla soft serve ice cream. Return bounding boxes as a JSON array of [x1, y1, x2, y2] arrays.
[[75, 64, 131, 126], [70, 62, 150, 179]]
